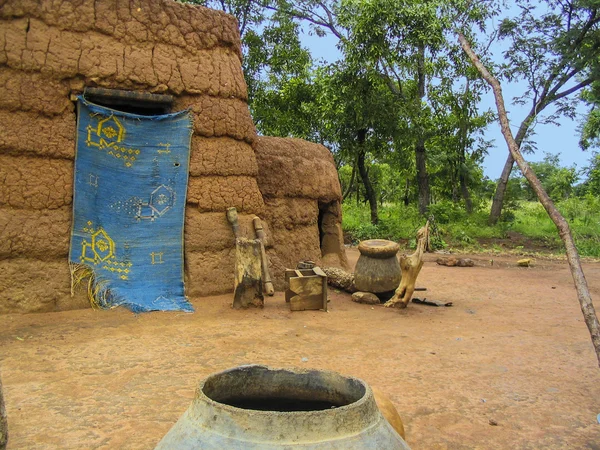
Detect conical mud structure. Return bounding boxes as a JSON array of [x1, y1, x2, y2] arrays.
[[0, 0, 347, 313]]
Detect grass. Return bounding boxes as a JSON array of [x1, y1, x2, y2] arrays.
[[342, 197, 600, 258]]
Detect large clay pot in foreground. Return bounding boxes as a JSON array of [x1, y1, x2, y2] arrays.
[[155, 365, 410, 449], [354, 239, 401, 293]]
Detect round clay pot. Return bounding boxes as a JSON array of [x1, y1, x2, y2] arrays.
[[354, 239, 401, 293], [155, 365, 410, 449]]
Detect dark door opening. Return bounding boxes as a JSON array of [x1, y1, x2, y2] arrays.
[[82, 87, 174, 116], [318, 201, 344, 258]]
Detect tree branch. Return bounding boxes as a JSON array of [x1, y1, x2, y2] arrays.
[[553, 77, 594, 102], [262, 1, 346, 41], [238, 0, 254, 37], [535, 9, 599, 104], [342, 157, 357, 200], [378, 60, 404, 99], [459, 31, 600, 368]]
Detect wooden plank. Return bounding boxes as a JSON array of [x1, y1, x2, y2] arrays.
[[284, 269, 296, 303], [298, 269, 316, 276], [286, 267, 327, 311], [232, 238, 264, 309], [290, 293, 324, 311], [289, 276, 323, 297], [289, 275, 324, 311], [309, 266, 328, 311], [312, 267, 326, 277]]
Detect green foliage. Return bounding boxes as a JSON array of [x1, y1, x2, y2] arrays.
[[578, 152, 600, 196], [428, 200, 467, 224], [342, 202, 423, 243], [510, 202, 558, 240], [579, 84, 600, 151], [189, 0, 598, 237], [480, 0, 600, 224], [342, 198, 600, 257], [335, 0, 494, 215], [506, 153, 579, 202]]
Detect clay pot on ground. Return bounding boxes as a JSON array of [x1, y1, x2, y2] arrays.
[[155, 365, 410, 449], [354, 240, 401, 293]]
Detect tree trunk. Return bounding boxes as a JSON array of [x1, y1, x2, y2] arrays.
[[342, 160, 356, 201], [356, 130, 378, 225], [460, 171, 473, 214], [415, 43, 430, 215], [321, 266, 357, 293], [451, 158, 459, 203], [403, 178, 410, 206], [458, 80, 473, 214], [460, 33, 600, 368], [488, 154, 515, 224], [488, 113, 538, 224], [415, 137, 430, 215], [487, 84, 547, 224]]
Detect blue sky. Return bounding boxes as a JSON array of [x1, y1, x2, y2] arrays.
[[298, 26, 594, 182]]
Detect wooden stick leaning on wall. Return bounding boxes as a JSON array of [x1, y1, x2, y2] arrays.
[[253, 217, 275, 296]]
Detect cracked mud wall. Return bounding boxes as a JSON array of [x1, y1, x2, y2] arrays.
[[0, 0, 347, 314], [254, 137, 349, 290], [0, 0, 265, 313]]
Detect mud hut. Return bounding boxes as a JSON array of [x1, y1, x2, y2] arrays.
[[0, 0, 347, 314], [254, 137, 348, 289]]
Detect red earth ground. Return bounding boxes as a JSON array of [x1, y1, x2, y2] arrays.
[[1, 248, 600, 449]]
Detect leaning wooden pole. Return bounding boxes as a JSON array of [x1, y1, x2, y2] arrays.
[[0, 371, 7, 450], [458, 33, 600, 367]]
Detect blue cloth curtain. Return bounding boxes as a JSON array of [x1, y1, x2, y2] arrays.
[[69, 98, 194, 312]]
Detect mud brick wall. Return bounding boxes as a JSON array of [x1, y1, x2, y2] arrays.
[[0, 0, 265, 313], [0, 0, 346, 314], [254, 137, 349, 289]]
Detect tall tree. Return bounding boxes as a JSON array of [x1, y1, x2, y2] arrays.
[[484, 0, 600, 224], [311, 63, 402, 224], [427, 76, 494, 212], [331, 0, 492, 214], [336, 0, 447, 214]]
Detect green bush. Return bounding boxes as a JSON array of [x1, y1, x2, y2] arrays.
[[342, 198, 600, 257], [428, 200, 467, 224], [342, 202, 422, 244]]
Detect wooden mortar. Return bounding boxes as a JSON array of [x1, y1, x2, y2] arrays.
[[354, 239, 401, 293]]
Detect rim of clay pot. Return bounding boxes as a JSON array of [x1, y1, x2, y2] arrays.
[[358, 239, 400, 258], [190, 365, 382, 443]]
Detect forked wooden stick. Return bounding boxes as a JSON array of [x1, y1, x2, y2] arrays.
[[384, 222, 429, 309]]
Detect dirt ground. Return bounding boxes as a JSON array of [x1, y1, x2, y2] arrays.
[[1, 248, 600, 449]]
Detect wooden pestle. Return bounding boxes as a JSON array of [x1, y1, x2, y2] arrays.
[[226, 207, 241, 239], [253, 216, 275, 296]]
